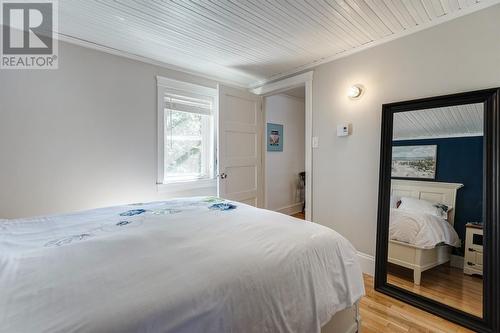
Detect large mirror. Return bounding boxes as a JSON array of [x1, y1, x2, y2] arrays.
[[375, 89, 500, 333]]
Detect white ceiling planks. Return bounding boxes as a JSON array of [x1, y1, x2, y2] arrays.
[[57, 0, 499, 87], [393, 103, 484, 140]]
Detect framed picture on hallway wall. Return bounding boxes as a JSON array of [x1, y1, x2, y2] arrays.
[[267, 123, 283, 152]]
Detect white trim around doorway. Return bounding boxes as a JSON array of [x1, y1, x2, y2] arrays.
[[251, 71, 313, 221]]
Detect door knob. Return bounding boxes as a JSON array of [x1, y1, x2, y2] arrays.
[[219, 173, 227, 179]]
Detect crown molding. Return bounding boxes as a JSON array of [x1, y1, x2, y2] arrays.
[[55, 33, 247, 89]]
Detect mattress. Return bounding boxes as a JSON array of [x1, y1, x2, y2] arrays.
[[0, 197, 364, 333], [389, 208, 461, 249]]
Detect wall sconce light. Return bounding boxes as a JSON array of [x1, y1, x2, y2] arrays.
[[348, 84, 364, 99]]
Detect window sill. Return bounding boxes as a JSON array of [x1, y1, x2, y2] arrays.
[[157, 178, 217, 194]]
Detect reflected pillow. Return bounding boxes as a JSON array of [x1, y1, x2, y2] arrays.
[[398, 196, 451, 220]]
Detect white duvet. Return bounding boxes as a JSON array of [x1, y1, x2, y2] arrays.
[[389, 208, 461, 249], [0, 197, 364, 333]]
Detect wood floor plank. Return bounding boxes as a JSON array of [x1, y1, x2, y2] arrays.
[[360, 274, 474, 333], [387, 263, 483, 317], [291, 212, 305, 219]]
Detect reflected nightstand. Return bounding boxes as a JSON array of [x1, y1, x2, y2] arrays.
[[464, 223, 483, 276]]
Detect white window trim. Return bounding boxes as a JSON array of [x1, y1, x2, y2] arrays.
[[156, 76, 217, 193], [157, 178, 217, 194]]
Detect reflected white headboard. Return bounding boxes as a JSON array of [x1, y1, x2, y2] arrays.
[[391, 179, 464, 226]]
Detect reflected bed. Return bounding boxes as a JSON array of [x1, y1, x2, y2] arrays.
[[388, 180, 463, 285]]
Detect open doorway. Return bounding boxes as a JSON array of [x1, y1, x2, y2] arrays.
[[263, 86, 306, 220], [252, 72, 313, 220]]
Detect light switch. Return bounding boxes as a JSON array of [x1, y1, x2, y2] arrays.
[[337, 123, 351, 137], [312, 136, 319, 148]]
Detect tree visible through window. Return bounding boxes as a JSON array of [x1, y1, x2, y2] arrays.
[[162, 92, 214, 183]]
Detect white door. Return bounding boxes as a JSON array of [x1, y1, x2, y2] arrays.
[[218, 85, 263, 207]]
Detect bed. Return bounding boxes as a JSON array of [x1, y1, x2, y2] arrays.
[[389, 180, 463, 285], [0, 197, 364, 333]]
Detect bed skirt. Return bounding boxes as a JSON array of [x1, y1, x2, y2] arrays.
[[321, 302, 360, 333]]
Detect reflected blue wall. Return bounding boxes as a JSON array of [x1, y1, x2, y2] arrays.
[[393, 136, 483, 256]]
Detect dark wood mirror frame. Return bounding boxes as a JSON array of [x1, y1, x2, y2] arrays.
[[375, 88, 500, 333]]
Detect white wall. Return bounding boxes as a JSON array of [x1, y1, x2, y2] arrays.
[[265, 94, 305, 213], [311, 4, 500, 257], [0, 41, 217, 218]]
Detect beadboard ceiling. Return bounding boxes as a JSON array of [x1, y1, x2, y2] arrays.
[[393, 103, 484, 140], [58, 0, 499, 87]]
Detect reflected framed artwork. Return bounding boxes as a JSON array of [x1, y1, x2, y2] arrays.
[[391, 145, 437, 179]]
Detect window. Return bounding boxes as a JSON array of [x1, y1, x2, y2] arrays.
[[157, 77, 216, 189], [164, 92, 214, 182]]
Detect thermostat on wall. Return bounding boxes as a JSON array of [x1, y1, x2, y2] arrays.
[[337, 123, 351, 137]]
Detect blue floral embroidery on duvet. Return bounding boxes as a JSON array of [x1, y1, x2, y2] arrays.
[[209, 203, 237, 211], [116, 220, 132, 226], [152, 209, 182, 215], [44, 233, 94, 247], [100, 219, 143, 232], [119, 209, 146, 217]]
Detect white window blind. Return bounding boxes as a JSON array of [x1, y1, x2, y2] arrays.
[[164, 90, 212, 116]]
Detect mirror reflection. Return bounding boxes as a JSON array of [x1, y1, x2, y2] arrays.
[[387, 103, 484, 317]]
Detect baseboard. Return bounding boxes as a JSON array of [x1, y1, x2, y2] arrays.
[[450, 254, 464, 269], [357, 251, 375, 276], [275, 202, 304, 215]]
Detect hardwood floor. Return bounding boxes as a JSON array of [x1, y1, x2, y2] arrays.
[[291, 211, 305, 219], [387, 263, 483, 317], [360, 274, 474, 333]]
